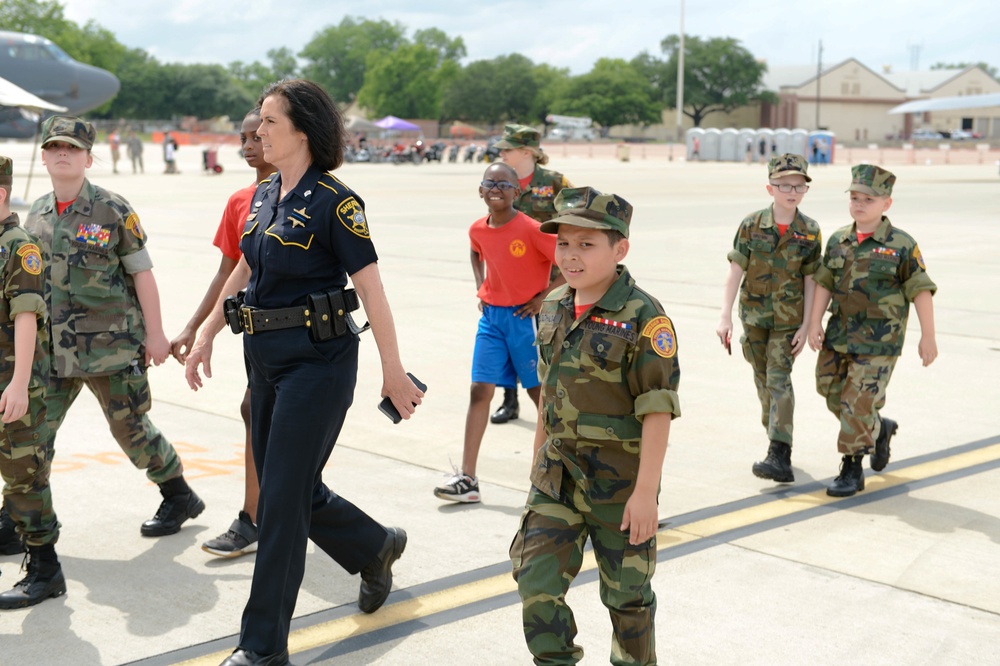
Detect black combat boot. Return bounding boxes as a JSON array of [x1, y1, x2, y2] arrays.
[[0, 543, 66, 609], [827, 454, 865, 497], [870, 417, 898, 472], [0, 507, 26, 556], [752, 440, 794, 483], [140, 476, 205, 537], [490, 388, 520, 424]]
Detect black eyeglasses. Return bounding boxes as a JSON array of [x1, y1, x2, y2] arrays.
[[769, 183, 810, 193], [481, 180, 517, 191]]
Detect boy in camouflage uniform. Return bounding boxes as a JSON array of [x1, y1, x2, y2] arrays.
[[718, 154, 822, 483], [24, 116, 204, 536], [510, 187, 680, 665], [807, 165, 937, 497], [0, 155, 66, 609], [491, 123, 573, 425]]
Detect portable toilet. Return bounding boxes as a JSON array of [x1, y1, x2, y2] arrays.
[[789, 129, 809, 158], [774, 128, 792, 156], [686, 127, 705, 161], [719, 128, 739, 162], [702, 128, 721, 161], [808, 130, 837, 164], [755, 128, 776, 162]]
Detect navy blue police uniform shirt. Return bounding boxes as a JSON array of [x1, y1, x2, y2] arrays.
[[239, 164, 378, 309]]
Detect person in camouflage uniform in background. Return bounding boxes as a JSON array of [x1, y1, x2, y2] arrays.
[[23, 116, 205, 537], [491, 123, 574, 425], [0, 155, 66, 609], [510, 188, 680, 666], [808, 165, 937, 497], [717, 154, 822, 483]]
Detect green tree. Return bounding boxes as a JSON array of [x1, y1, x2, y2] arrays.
[[630, 51, 672, 105], [0, 0, 72, 37], [441, 54, 538, 125], [106, 48, 169, 118], [553, 58, 661, 131], [930, 61, 998, 78], [165, 64, 254, 119], [659, 35, 771, 126], [529, 64, 571, 125], [299, 17, 406, 103], [413, 27, 466, 65], [267, 47, 299, 81], [357, 43, 455, 118]]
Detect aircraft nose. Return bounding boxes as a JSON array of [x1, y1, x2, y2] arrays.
[[71, 63, 120, 114]]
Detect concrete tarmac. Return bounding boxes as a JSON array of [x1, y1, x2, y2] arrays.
[[1, 141, 999, 665]]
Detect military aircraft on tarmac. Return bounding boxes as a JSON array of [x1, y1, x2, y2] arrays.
[[0, 30, 120, 138]]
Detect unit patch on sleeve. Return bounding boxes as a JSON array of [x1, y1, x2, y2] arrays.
[[337, 197, 370, 238], [640, 316, 677, 358], [125, 212, 144, 239], [17, 242, 43, 275]]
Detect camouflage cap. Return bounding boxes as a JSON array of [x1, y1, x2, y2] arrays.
[[539, 187, 632, 238], [0, 155, 11, 186], [847, 164, 895, 196], [41, 115, 96, 150], [768, 153, 812, 182], [492, 123, 541, 150]]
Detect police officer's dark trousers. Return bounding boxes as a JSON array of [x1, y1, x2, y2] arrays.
[[239, 328, 387, 654]]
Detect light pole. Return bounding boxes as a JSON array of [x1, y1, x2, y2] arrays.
[[675, 0, 685, 142]]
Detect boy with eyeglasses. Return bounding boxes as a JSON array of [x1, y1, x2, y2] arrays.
[[434, 163, 562, 503], [717, 153, 823, 483]]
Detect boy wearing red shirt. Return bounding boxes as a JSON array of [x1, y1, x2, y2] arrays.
[[435, 163, 562, 503]]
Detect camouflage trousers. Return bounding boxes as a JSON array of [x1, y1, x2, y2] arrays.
[[0, 387, 59, 546], [741, 324, 796, 445], [815, 350, 898, 455], [46, 368, 182, 484], [510, 484, 657, 665]]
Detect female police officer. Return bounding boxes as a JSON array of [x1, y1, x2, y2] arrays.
[[185, 79, 423, 666]]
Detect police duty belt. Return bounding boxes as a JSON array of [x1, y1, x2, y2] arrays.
[[229, 289, 369, 340]]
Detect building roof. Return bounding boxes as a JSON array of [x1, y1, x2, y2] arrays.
[[761, 59, 973, 97]]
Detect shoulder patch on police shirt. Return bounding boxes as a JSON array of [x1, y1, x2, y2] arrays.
[[337, 196, 370, 238], [125, 212, 143, 239], [16, 242, 43, 275], [641, 316, 677, 358]]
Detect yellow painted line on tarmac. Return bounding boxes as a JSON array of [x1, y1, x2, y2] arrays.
[[176, 442, 1000, 665]]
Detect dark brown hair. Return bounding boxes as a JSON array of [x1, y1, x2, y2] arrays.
[[259, 79, 345, 171]]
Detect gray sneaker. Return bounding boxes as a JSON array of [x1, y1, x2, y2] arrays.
[[201, 511, 258, 558]]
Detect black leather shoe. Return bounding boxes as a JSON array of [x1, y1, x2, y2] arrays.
[[141, 491, 205, 537], [358, 527, 407, 613], [752, 440, 794, 483], [871, 417, 897, 472], [0, 547, 66, 609], [219, 648, 289, 666], [827, 454, 865, 497], [0, 507, 26, 556], [490, 402, 519, 424]]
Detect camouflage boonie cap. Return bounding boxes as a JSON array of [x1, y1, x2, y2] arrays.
[[848, 164, 895, 196], [0, 155, 11, 186], [41, 115, 96, 150], [539, 187, 633, 238], [492, 123, 541, 150], [768, 153, 811, 182]]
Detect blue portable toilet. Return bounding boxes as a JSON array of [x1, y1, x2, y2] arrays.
[[789, 129, 809, 158], [808, 130, 836, 164], [774, 128, 792, 156]]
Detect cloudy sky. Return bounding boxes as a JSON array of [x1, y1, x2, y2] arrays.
[[60, 0, 997, 76]]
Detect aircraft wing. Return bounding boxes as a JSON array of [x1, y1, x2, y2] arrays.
[[889, 93, 1000, 115], [0, 73, 67, 112]]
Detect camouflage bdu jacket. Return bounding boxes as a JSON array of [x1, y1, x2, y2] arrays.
[[727, 206, 823, 330], [25, 179, 152, 377], [514, 166, 571, 223], [813, 216, 936, 356], [0, 213, 48, 388], [532, 266, 681, 505]]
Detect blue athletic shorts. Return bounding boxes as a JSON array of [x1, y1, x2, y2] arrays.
[[471, 305, 540, 389]]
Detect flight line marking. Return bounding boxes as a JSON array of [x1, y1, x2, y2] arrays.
[[157, 438, 1000, 666]]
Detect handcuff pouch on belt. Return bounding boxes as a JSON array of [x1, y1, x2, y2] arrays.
[[223, 291, 245, 334]]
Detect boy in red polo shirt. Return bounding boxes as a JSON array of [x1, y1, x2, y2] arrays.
[[434, 163, 562, 503]]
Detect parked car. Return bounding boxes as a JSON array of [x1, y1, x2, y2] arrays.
[[911, 129, 945, 140], [947, 129, 974, 140], [549, 126, 596, 141]]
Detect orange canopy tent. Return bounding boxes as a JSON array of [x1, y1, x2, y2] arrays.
[[449, 121, 488, 138]]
